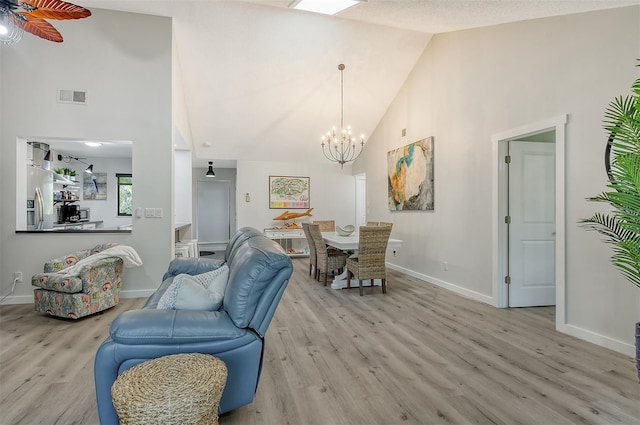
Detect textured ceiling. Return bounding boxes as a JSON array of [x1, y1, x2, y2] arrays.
[[240, 0, 640, 33], [79, 0, 640, 168]]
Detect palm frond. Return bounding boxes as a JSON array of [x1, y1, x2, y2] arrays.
[[581, 213, 634, 242], [582, 68, 640, 290], [605, 96, 640, 155]]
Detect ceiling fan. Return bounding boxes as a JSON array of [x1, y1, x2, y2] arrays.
[[0, 0, 91, 44]]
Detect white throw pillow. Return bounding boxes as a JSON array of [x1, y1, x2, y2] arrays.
[[157, 273, 224, 311], [192, 264, 230, 295]]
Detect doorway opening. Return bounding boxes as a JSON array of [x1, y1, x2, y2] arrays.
[[492, 115, 567, 326], [196, 179, 231, 257]]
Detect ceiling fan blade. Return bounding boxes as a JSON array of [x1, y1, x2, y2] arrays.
[[15, 15, 63, 42], [20, 0, 91, 20]]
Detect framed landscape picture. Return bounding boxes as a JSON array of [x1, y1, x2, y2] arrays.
[[269, 176, 310, 209], [387, 137, 434, 211]]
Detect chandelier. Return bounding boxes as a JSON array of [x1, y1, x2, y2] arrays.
[[321, 64, 365, 168]]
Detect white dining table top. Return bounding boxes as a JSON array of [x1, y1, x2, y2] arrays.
[[322, 231, 403, 251]]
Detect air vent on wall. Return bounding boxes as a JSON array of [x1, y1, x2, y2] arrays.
[[58, 89, 87, 105]]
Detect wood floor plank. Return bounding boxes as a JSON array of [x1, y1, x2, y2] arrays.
[[1, 259, 638, 425]]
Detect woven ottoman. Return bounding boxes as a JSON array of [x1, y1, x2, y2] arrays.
[[111, 353, 228, 425]]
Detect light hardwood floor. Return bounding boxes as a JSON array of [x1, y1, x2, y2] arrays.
[[1, 259, 638, 425]]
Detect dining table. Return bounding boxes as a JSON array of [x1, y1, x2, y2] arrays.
[[321, 231, 403, 290]]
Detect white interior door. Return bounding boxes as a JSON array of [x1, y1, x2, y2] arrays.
[[196, 180, 230, 245], [508, 141, 556, 307]]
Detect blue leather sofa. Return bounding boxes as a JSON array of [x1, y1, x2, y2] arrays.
[[94, 227, 293, 424]]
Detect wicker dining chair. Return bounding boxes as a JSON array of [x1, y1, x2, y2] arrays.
[[301, 222, 317, 278], [308, 223, 348, 285], [367, 221, 393, 227], [313, 220, 336, 232], [346, 225, 393, 295]]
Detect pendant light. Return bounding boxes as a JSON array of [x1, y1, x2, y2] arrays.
[[42, 150, 51, 171], [206, 161, 216, 178]]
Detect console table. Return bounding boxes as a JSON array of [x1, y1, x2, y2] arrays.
[[264, 228, 309, 258]]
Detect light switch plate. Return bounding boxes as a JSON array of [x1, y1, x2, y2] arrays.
[[155, 208, 163, 218], [145, 208, 154, 218]]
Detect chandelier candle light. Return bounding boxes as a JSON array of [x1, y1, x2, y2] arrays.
[[321, 64, 365, 168]]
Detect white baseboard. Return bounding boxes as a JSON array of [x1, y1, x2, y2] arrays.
[[386, 262, 495, 306], [0, 295, 32, 305], [0, 290, 155, 305], [558, 322, 636, 357]]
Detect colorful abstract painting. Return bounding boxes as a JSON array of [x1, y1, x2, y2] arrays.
[[269, 176, 310, 209], [387, 137, 434, 211]]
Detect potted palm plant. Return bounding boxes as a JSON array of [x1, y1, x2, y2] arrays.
[[581, 62, 640, 382]]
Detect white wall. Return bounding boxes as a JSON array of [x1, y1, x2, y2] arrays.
[[353, 6, 640, 355], [0, 8, 173, 302], [237, 160, 356, 231], [0, 48, 3, 277], [175, 150, 193, 226]]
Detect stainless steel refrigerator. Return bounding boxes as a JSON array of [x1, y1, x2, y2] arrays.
[[26, 165, 54, 230]]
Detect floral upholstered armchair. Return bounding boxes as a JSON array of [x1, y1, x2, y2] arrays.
[[32, 243, 124, 319]]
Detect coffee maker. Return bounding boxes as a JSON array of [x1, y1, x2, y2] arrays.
[[58, 204, 80, 223]]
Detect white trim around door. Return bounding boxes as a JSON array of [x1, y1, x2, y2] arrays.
[[491, 114, 567, 328]]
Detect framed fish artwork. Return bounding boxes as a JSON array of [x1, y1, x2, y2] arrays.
[[269, 176, 310, 209]]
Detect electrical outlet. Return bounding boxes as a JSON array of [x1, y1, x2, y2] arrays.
[[393, 250, 397, 257], [444, 261, 449, 271], [14, 272, 22, 283]]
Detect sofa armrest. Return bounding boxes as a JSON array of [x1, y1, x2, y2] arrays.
[[161, 257, 224, 281], [110, 309, 248, 345]]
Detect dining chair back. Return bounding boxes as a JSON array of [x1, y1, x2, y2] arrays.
[[314, 220, 336, 232], [308, 223, 347, 285], [301, 222, 317, 278], [346, 225, 393, 295]]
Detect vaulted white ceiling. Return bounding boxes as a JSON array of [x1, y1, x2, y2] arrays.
[[81, 0, 640, 167]]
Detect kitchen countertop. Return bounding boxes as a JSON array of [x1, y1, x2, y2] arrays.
[[53, 220, 104, 228], [17, 228, 131, 233], [17, 220, 131, 233], [175, 222, 191, 231]]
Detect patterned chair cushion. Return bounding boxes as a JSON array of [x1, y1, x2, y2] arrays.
[[33, 274, 83, 293]]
